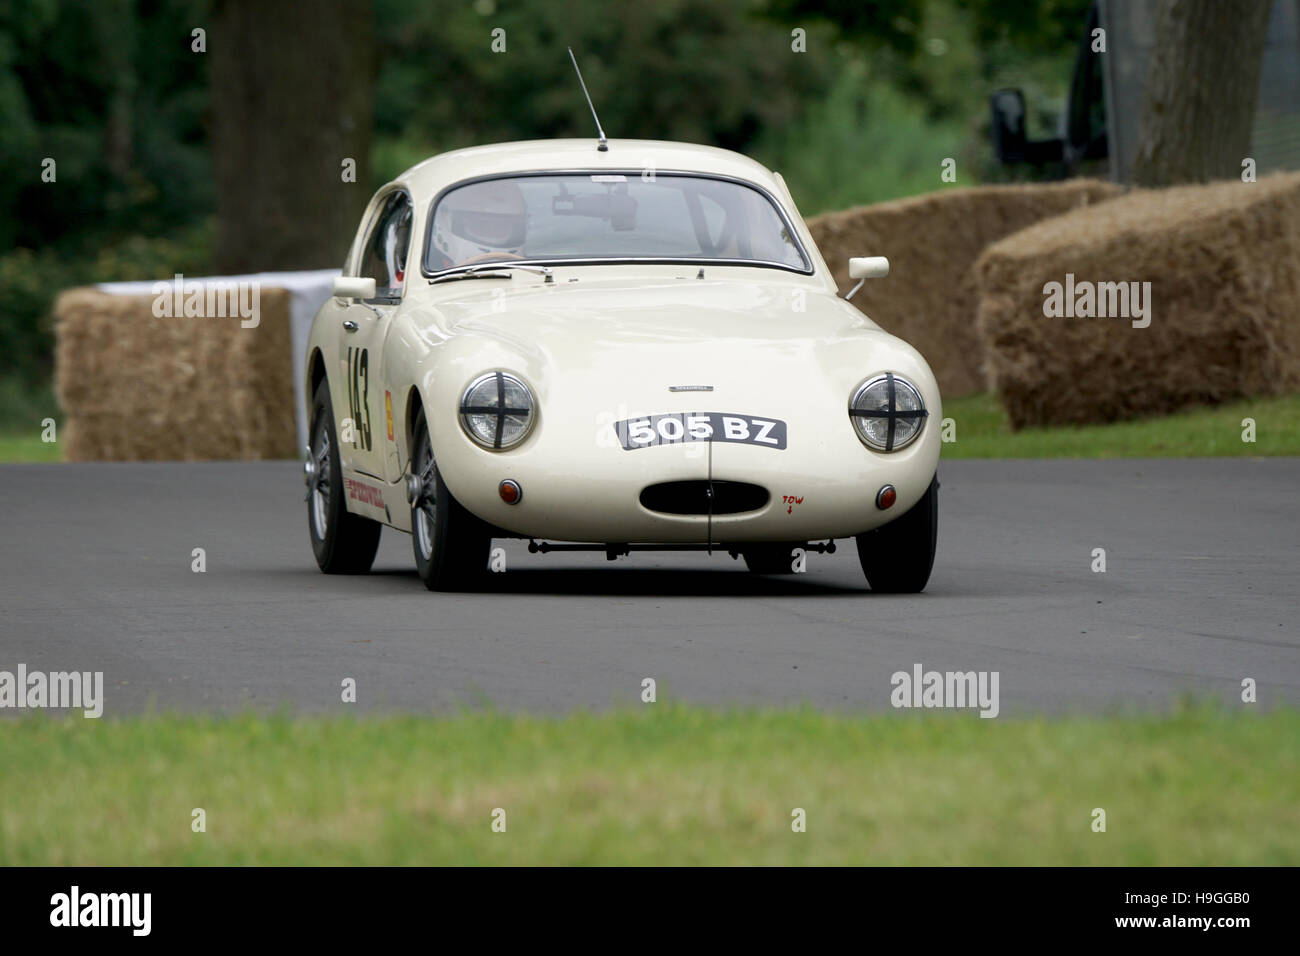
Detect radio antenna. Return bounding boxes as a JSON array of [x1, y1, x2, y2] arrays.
[[567, 47, 608, 152]]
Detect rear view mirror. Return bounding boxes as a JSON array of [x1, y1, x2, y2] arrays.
[[552, 192, 638, 231]]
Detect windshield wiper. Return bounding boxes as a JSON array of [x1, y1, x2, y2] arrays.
[[429, 263, 554, 285]]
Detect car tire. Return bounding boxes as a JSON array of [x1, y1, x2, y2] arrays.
[[741, 542, 801, 574], [307, 379, 382, 573], [409, 406, 491, 591], [855, 475, 938, 593]]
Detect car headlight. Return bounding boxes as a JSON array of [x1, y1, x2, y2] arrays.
[[459, 372, 535, 449], [849, 373, 927, 452]]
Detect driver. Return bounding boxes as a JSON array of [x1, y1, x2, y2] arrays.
[[382, 203, 412, 286], [430, 180, 528, 269]]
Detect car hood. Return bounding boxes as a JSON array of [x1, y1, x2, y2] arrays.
[[404, 274, 938, 450], [418, 275, 891, 374]]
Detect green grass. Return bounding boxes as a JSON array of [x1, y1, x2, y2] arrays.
[[0, 433, 62, 462], [941, 392, 1300, 458], [1, 705, 1295, 865], [0, 372, 62, 462]]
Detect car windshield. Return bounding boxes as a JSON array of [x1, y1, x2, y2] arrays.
[[424, 173, 810, 274]]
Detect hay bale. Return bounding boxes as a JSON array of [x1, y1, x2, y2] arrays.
[[974, 172, 1300, 428], [54, 286, 296, 460], [806, 180, 1122, 395]]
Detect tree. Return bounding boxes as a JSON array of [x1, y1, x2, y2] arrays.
[[211, 0, 374, 273], [1131, 0, 1271, 186], [372, 0, 834, 169]]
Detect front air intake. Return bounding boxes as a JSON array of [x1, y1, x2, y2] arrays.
[[639, 480, 769, 516]]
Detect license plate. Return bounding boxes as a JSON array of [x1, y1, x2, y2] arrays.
[[613, 412, 787, 450]]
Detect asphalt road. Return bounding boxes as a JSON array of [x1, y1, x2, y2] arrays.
[[1, 459, 1297, 717]]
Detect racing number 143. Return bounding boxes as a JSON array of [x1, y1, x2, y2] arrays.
[[347, 347, 372, 451]]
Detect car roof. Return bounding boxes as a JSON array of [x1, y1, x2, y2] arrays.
[[397, 139, 785, 199]]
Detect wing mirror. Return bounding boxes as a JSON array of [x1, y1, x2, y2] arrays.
[[845, 256, 889, 300], [849, 256, 889, 279], [333, 276, 377, 300]]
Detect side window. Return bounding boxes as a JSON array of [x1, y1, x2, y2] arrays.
[[357, 192, 413, 299]]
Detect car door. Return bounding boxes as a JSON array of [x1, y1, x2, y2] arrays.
[[335, 189, 413, 483]]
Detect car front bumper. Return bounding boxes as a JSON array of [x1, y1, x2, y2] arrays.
[[439, 421, 940, 544]]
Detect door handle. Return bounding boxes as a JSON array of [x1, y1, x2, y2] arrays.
[[342, 320, 359, 332]]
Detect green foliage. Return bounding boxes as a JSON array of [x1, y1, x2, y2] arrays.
[[372, 0, 836, 171], [953, 0, 1093, 57], [763, 0, 1091, 58], [0, 371, 58, 440], [0, 250, 57, 381], [752, 0, 1083, 213], [0, 0, 214, 378], [753, 59, 968, 215], [761, 0, 928, 52], [0, 222, 213, 384], [0, 0, 212, 251], [82, 222, 215, 285]]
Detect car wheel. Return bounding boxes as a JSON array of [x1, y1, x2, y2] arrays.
[[307, 379, 382, 573], [855, 475, 938, 593], [409, 406, 491, 591], [741, 542, 801, 574]]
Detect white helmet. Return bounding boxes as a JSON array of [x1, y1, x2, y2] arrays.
[[432, 179, 527, 267], [382, 202, 412, 284]]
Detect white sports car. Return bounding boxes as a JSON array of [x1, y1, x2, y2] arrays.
[[304, 138, 941, 591]]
